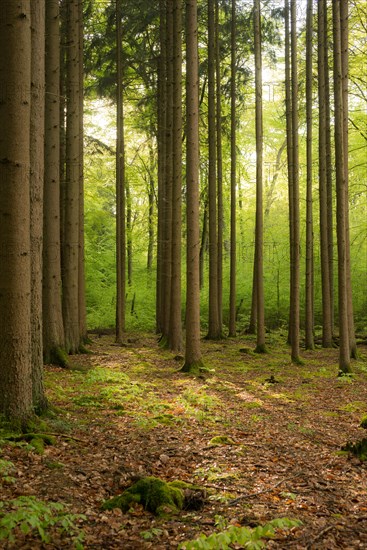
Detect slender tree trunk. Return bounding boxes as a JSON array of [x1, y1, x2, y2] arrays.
[[318, 0, 333, 347], [254, 0, 266, 353], [183, 0, 203, 372], [116, 0, 126, 343], [168, 0, 183, 351], [147, 139, 155, 273], [43, 0, 66, 365], [0, 0, 33, 425], [215, 0, 223, 333], [30, 0, 47, 413], [206, 0, 221, 339], [284, 0, 294, 347], [199, 197, 209, 290], [332, 0, 351, 374], [63, 0, 81, 353], [156, 0, 167, 333], [126, 179, 132, 286], [305, 0, 314, 350], [228, 0, 237, 338], [340, 0, 356, 359], [78, 0, 87, 342], [161, 0, 174, 341], [290, 0, 301, 363]]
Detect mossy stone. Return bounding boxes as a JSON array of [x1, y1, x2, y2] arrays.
[[209, 435, 236, 446], [360, 416, 367, 429], [102, 477, 206, 516]]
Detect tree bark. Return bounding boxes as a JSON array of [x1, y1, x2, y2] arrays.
[[183, 0, 203, 371], [30, 0, 48, 413], [43, 0, 66, 365], [215, 0, 223, 333], [0, 0, 33, 425]]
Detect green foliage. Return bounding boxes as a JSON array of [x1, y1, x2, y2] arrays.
[[178, 517, 302, 550], [0, 496, 86, 548], [0, 459, 16, 484]]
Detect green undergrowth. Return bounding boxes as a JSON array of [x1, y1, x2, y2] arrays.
[[0, 496, 85, 548], [179, 517, 302, 549]]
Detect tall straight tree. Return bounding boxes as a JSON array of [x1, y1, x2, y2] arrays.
[[0, 0, 33, 424], [318, 0, 333, 347], [284, 0, 293, 346], [43, 0, 66, 365], [168, 0, 183, 351], [156, 0, 167, 333], [162, 0, 174, 341], [182, 0, 204, 372], [305, 0, 314, 350], [215, 0, 224, 333], [332, 0, 352, 374], [206, 0, 221, 340], [253, 0, 266, 353], [289, 0, 301, 363], [63, 0, 82, 353], [78, 0, 87, 342], [115, 0, 126, 343], [30, 0, 47, 412], [228, 0, 237, 338], [340, 0, 357, 359]]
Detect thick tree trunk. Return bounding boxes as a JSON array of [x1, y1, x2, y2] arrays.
[[44, 0, 66, 365], [0, 0, 33, 425], [31, 0, 48, 413], [183, 0, 203, 371], [63, 0, 81, 353], [168, 0, 183, 351]]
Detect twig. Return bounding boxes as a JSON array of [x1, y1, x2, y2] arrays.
[[228, 473, 302, 506], [306, 525, 333, 549]]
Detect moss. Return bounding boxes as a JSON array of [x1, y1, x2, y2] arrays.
[[102, 477, 206, 516], [180, 360, 205, 374], [209, 435, 236, 447], [102, 477, 184, 515], [342, 438, 367, 461], [254, 344, 268, 354], [49, 347, 69, 368], [360, 415, 367, 429], [4, 433, 56, 454]]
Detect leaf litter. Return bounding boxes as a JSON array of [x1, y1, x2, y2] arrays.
[[0, 333, 367, 548]]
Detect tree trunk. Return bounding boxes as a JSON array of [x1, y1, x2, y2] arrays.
[[63, 0, 81, 353], [290, 0, 301, 363], [206, 0, 221, 340], [183, 0, 203, 372], [318, 0, 333, 347], [168, 0, 183, 352], [126, 179, 132, 286], [332, 0, 351, 374], [156, 0, 167, 333], [147, 139, 155, 273], [43, 0, 66, 365], [78, 0, 87, 343], [199, 196, 209, 290], [254, 0, 266, 353], [228, 0, 237, 338], [215, 0, 223, 333], [116, 0, 126, 343], [30, 0, 48, 413], [305, 0, 314, 350], [0, 0, 33, 425]]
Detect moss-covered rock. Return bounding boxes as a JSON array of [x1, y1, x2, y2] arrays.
[[102, 476, 206, 516], [209, 435, 236, 447], [360, 415, 367, 429], [342, 438, 367, 461]]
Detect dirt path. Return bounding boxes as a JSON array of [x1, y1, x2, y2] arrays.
[[1, 333, 366, 548]]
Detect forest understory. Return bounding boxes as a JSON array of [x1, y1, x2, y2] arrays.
[[1, 333, 367, 549]]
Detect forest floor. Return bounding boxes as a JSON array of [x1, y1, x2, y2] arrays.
[[1, 332, 367, 549]]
